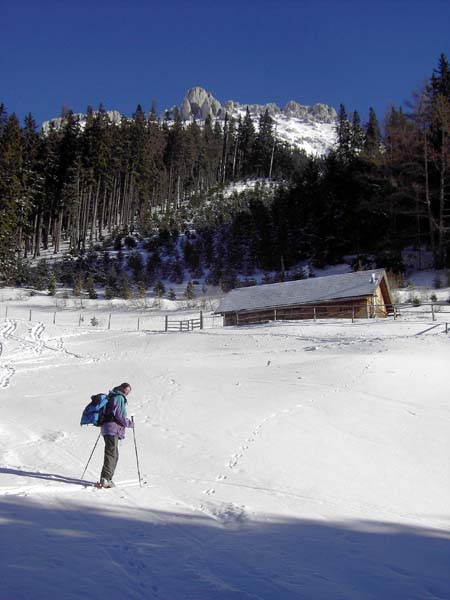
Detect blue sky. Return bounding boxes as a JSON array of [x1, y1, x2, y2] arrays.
[[2, 0, 450, 126]]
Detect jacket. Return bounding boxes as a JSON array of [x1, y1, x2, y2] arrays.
[[101, 390, 133, 439]]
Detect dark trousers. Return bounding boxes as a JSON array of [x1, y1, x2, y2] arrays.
[[101, 435, 119, 480]]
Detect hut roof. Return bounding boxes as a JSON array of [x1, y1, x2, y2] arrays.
[[215, 269, 390, 314]]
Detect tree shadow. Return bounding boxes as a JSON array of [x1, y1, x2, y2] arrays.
[[0, 495, 448, 600]]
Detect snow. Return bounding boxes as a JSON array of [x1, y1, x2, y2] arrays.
[[228, 106, 336, 155], [0, 290, 449, 599]]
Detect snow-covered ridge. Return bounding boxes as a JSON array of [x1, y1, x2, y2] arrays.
[[41, 87, 338, 155], [180, 86, 337, 124], [41, 110, 122, 134], [180, 86, 337, 155]]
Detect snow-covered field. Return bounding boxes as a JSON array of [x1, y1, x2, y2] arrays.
[[0, 292, 449, 599]]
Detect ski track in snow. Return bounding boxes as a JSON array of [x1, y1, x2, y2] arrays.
[[0, 319, 18, 388], [0, 319, 99, 391]]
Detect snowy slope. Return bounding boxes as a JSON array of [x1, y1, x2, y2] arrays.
[[223, 105, 336, 156], [0, 296, 449, 599]]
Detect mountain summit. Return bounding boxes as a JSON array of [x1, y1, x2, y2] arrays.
[[179, 86, 337, 155]]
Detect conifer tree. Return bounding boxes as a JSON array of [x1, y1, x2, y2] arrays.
[[0, 113, 23, 281], [335, 104, 352, 161], [363, 108, 382, 158]]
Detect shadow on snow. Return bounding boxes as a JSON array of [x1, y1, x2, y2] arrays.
[[0, 494, 449, 600], [0, 467, 92, 487]]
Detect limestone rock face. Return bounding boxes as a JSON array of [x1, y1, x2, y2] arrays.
[[223, 101, 281, 118], [283, 101, 337, 123], [179, 87, 337, 125], [179, 87, 223, 121]]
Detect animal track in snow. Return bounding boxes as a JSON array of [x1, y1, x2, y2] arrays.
[[220, 404, 305, 477], [0, 364, 15, 389]]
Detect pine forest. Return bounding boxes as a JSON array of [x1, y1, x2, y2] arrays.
[[1, 55, 450, 298]]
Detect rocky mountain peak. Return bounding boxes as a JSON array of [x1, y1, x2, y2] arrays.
[[179, 87, 224, 121], [178, 86, 337, 124]]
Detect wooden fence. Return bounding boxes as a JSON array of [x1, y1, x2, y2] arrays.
[[165, 312, 204, 332], [227, 301, 450, 326], [393, 302, 450, 321]]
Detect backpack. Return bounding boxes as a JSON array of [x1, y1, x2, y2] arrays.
[[80, 393, 109, 426]]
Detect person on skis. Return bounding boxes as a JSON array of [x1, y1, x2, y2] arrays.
[[98, 382, 134, 488]]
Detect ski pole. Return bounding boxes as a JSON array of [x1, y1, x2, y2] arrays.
[[131, 416, 142, 487], [81, 431, 102, 480]]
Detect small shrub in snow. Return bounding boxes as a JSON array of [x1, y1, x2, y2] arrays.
[[104, 285, 115, 300], [184, 281, 195, 300], [85, 276, 97, 299], [412, 296, 421, 306], [48, 275, 57, 296], [134, 282, 147, 299], [153, 280, 165, 298], [430, 293, 438, 302], [118, 275, 132, 299], [73, 274, 83, 297], [90, 316, 99, 327], [168, 288, 176, 300]]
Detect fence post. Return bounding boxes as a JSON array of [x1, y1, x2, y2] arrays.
[[313, 307, 316, 321], [352, 307, 355, 323], [165, 315, 168, 332], [137, 318, 140, 331], [179, 320, 182, 332], [394, 305, 397, 320], [53, 312, 56, 325], [108, 314, 111, 330], [274, 309, 277, 321], [29, 309, 32, 322], [5, 306, 7, 318], [200, 311, 203, 329], [79, 314, 82, 326], [445, 322, 448, 334], [431, 303, 435, 321]]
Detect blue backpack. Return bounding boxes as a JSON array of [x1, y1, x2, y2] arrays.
[[80, 393, 109, 426]]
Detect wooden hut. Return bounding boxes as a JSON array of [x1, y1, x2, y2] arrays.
[[214, 269, 393, 326]]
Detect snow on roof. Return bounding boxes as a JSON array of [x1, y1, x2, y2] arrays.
[[215, 269, 389, 314]]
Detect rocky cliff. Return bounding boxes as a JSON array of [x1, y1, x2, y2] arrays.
[[180, 86, 337, 124]]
